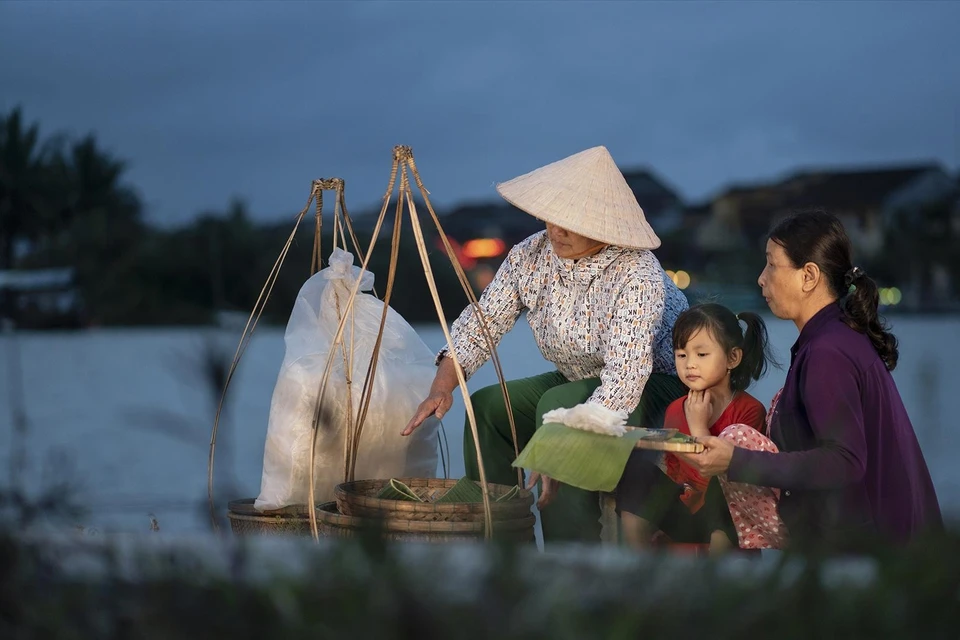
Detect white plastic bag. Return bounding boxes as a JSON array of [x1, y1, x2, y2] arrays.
[[255, 248, 439, 511]]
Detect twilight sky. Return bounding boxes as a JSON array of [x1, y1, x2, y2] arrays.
[[2, 1, 958, 227]]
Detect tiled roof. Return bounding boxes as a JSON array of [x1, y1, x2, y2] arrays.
[[622, 169, 683, 214], [780, 165, 942, 209]]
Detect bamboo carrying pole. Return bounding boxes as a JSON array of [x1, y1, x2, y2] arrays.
[[207, 178, 364, 533], [209, 147, 521, 541], [305, 146, 521, 541]]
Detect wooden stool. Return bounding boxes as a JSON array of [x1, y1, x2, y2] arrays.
[[599, 492, 710, 555]]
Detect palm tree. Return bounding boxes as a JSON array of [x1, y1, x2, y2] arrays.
[[0, 107, 48, 272], [882, 198, 959, 308], [2, 107, 149, 323]]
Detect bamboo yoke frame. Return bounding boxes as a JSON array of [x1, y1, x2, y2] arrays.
[[206, 177, 366, 533], [208, 146, 522, 541]]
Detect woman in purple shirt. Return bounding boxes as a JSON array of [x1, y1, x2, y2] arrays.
[[680, 210, 942, 550]]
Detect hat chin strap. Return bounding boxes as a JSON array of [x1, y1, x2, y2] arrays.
[[563, 242, 609, 260]]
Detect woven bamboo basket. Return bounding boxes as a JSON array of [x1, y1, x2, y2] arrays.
[[227, 499, 312, 537], [335, 478, 534, 522], [316, 501, 536, 543]]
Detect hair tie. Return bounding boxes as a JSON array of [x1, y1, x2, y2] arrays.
[[735, 313, 747, 335], [844, 266, 864, 293]]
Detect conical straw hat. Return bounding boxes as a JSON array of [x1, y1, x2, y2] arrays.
[[496, 146, 661, 250]]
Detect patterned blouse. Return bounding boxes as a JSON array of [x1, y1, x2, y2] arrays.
[[440, 231, 688, 413]]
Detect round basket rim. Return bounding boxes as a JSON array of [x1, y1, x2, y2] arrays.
[[228, 498, 312, 517], [226, 511, 307, 522], [316, 501, 535, 533]]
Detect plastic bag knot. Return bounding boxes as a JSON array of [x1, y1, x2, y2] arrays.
[[323, 247, 375, 291]]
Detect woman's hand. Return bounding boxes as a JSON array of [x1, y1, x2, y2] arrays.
[[684, 390, 714, 435], [525, 471, 559, 509], [403, 356, 460, 436], [402, 391, 453, 436], [674, 435, 735, 477]]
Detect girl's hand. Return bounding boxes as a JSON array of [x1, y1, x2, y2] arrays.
[[674, 436, 735, 477], [685, 390, 714, 434]]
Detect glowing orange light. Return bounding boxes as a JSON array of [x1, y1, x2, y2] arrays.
[[462, 238, 507, 259], [435, 235, 476, 269]]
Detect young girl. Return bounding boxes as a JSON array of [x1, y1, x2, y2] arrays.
[[615, 303, 780, 554]]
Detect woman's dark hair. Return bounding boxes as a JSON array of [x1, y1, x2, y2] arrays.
[[768, 209, 899, 371], [672, 303, 775, 392]]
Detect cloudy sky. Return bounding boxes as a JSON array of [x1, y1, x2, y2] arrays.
[[2, 1, 958, 227]]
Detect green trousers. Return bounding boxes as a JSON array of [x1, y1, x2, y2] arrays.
[[463, 371, 687, 544]]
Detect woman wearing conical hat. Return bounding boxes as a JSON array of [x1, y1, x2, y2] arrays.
[[403, 146, 689, 543]]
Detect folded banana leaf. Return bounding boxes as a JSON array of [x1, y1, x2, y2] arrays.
[[435, 476, 484, 503], [512, 422, 653, 492], [375, 478, 424, 502]]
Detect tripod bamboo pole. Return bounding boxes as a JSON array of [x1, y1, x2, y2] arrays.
[[346, 188, 404, 483], [304, 160, 399, 539], [403, 151, 522, 486], [207, 178, 364, 533], [305, 145, 521, 541]]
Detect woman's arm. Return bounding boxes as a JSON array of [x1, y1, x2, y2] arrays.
[[587, 271, 664, 414], [404, 236, 533, 435], [727, 347, 868, 490], [440, 237, 531, 379]]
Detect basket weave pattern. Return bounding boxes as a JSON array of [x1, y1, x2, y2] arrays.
[[227, 512, 311, 537], [226, 499, 312, 536], [226, 479, 537, 543], [335, 478, 534, 522], [316, 502, 535, 543]]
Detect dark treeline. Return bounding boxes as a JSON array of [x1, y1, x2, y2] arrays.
[[5, 107, 958, 328], [0, 107, 470, 327]]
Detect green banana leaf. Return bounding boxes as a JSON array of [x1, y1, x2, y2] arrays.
[[375, 478, 424, 502], [435, 476, 485, 503], [511, 422, 650, 492]]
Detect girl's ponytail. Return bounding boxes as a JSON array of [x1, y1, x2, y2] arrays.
[[730, 311, 775, 392]]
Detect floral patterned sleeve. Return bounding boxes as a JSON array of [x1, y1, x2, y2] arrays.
[[587, 268, 665, 414], [437, 241, 528, 379]]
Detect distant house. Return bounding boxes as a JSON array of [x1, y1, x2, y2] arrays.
[[697, 163, 956, 258], [348, 166, 685, 249], [676, 202, 713, 239], [954, 172, 960, 234], [437, 168, 685, 247], [653, 202, 710, 268], [343, 162, 958, 309], [0, 267, 85, 329], [622, 169, 685, 234], [695, 183, 782, 252]]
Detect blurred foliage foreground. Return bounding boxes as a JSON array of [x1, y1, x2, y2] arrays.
[[2, 486, 960, 640]]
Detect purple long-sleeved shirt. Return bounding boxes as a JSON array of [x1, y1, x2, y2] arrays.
[[728, 302, 942, 546]]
